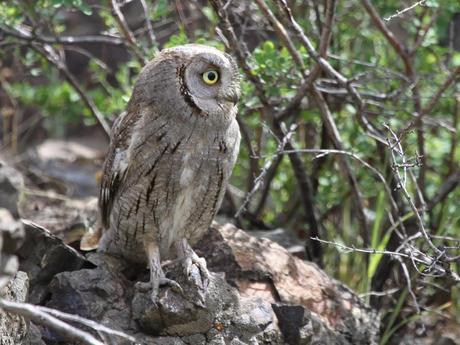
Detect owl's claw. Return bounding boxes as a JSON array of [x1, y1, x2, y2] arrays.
[[159, 277, 183, 294], [184, 254, 209, 289], [175, 239, 210, 291], [135, 277, 183, 303]]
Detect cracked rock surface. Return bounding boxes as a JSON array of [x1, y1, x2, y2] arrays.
[[14, 222, 379, 345], [0, 159, 378, 345]]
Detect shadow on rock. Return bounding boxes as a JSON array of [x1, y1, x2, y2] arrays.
[[14, 221, 379, 344]]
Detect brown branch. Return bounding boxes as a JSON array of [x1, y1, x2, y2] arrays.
[[235, 124, 296, 218], [427, 171, 460, 212], [110, 0, 147, 65], [360, 0, 428, 201], [0, 24, 111, 136], [421, 66, 460, 116], [311, 88, 370, 246], [272, 122, 323, 266], [209, 0, 271, 108], [411, 8, 439, 55], [0, 299, 105, 345], [254, 0, 305, 69], [254, 154, 284, 217], [360, 0, 411, 74], [275, 0, 335, 121], [0, 23, 125, 46], [306, 0, 336, 85], [274, 0, 386, 144], [256, 0, 369, 246], [237, 113, 259, 194], [34, 44, 111, 136], [139, 0, 157, 48]]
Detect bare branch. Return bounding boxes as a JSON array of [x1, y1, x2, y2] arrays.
[[421, 66, 460, 117], [139, 0, 157, 49], [37, 305, 138, 343], [383, 0, 427, 22], [0, 299, 105, 345], [32, 43, 111, 136], [274, 0, 386, 144], [235, 123, 296, 217], [110, 0, 147, 65], [0, 23, 125, 46]]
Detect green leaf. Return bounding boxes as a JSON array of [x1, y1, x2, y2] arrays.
[[453, 53, 460, 67]]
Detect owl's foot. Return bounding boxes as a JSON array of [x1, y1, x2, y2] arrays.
[[135, 277, 183, 303], [174, 239, 210, 305], [143, 241, 183, 303], [183, 252, 209, 289]]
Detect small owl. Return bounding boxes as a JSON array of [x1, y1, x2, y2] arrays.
[[98, 44, 241, 301]]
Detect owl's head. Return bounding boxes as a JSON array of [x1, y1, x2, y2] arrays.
[[133, 44, 240, 126]]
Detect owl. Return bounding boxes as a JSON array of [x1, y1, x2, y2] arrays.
[[97, 44, 241, 302]]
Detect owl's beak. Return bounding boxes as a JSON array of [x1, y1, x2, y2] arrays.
[[223, 91, 239, 106]]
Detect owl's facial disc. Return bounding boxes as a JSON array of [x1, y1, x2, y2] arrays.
[[183, 53, 240, 116]]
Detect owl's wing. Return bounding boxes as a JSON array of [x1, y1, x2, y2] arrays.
[[99, 108, 140, 229]]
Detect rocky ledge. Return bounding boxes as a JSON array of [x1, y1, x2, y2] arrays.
[[2, 217, 379, 345]]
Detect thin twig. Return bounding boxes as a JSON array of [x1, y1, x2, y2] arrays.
[[0, 24, 125, 46], [32, 43, 111, 136], [421, 66, 460, 117], [383, 0, 427, 22], [235, 123, 296, 217], [110, 0, 147, 65], [275, 0, 386, 144], [37, 305, 138, 343], [139, 0, 157, 49], [0, 299, 105, 345]]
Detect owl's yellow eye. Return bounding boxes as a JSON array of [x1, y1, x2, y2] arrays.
[[202, 70, 219, 85]]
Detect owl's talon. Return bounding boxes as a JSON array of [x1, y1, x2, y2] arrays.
[[134, 281, 151, 292], [159, 277, 183, 295], [135, 277, 183, 303], [184, 253, 209, 289], [194, 256, 210, 289]]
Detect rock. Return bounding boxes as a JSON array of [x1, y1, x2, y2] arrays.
[[0, 162, 24, 217], [0, 209, 24, 289], [17, 219, 92, 304], [0, 165, 42, 344], [0, 271, 31, 345], [17, 221, 379, 344], [25, 138, 104, 198], [42, 253, 134, 344], [273, 304, 347, 345], [250, 228, 306, 259], [0, 163, 25, 289], [197, 223, 380, 344], [45, 252, 276, 344]]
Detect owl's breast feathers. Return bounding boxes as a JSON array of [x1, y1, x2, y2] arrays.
[[100, 103, 239, 233]]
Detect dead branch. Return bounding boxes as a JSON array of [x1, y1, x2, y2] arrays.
[[0, 299, 106, 345]]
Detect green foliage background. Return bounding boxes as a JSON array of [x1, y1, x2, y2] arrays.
[[1, 0, 460, 342]]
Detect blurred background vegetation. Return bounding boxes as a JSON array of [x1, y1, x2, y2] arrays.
[[1, 0, 460, 343]]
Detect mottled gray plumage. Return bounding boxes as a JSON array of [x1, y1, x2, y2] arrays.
[[97, 44, 240, 301]]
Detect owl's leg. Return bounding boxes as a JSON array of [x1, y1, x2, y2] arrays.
[[174, 238, 210, 289], [136, 242, 182, 303]]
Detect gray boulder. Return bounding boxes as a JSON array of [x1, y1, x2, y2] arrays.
[[17, 222, 379, 344]]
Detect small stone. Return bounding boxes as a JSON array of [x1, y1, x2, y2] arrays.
[[0, 163, 24, 217], [0, 271, 30, 344], [17, 220, 90, 304], [0, 208, 24, 289], [182, 333, 206, 345]]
